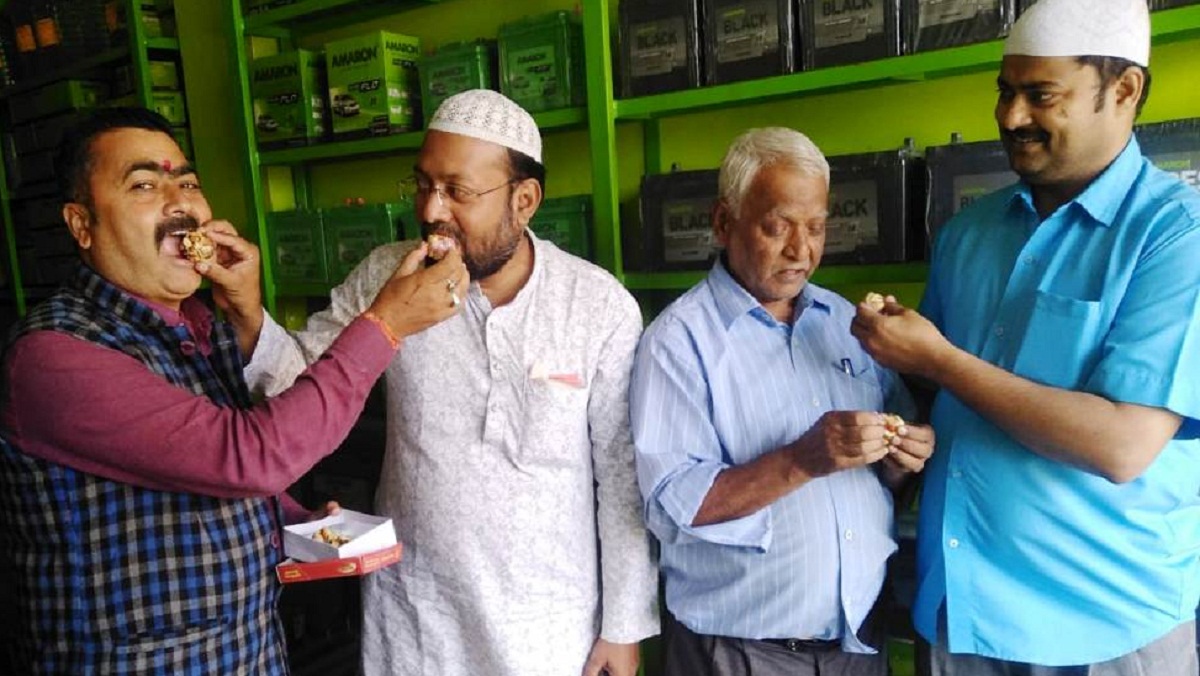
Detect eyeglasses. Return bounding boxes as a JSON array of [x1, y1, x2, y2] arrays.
[[398, 175, 516, 207]]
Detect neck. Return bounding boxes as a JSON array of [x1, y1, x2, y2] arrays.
[[1031, 180, 1090, 219], [479, 232, 534, 308]]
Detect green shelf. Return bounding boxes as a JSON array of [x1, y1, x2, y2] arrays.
[[623, 262, 929, 291], [0, 46, 130, 101], [145, 37, 181, 51], [275, 281, 334, 297], [244, 0, 442, 36], [257, 107, 586, 166], [615, 5, 1200, 121]]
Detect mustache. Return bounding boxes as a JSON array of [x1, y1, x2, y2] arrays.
[[154, 214, 201, 246], [1002, 126, 1049, 143]]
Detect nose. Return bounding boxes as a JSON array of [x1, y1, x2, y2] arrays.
[[996, 94, 1030, 132], [782, 223, 808, 260], [161, 181, 189, 216], [418, 186, 452, 225]]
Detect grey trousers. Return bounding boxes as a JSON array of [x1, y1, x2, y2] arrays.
[[662, 613, 888, 676], [924, 621, 1198, 676]]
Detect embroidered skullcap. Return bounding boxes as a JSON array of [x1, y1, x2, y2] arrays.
[[427, 89, 542, 163], [1005, 0, 1150, 67]]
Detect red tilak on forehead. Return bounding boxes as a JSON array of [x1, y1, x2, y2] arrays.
[[161, 159, 172, 172]]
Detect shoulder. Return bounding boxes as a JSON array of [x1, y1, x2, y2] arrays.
[[537, 240, 640, 319], [1135, 163, 1200, 227], [640, 281, 719, 353]]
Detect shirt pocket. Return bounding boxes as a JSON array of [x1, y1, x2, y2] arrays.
[[829, 362, 886, 413], [1012, 290, 1105, 390], [519, 374, 590, 469]]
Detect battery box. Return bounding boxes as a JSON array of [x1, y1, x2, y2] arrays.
[[903, 0, 1016, 53], [702, 0, 797, 84], [618, 0, 704, 98], [924, 137, 1015, 252], [530, 195, 592, 259], [322, 203, 405, 283], [627, 169, 719, 273], [267, 209, 328, 284], [499, 11, 586, 112], [803, 0, 901, 69], [251, 49, 328, 149], [325, 31, 421, 138], [1138, 118, 1200, 192], [420, 40, 498, 122], [823, 145, 926, 265]]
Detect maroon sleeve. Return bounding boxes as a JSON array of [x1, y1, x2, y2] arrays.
[[2, 317, 395, 499]]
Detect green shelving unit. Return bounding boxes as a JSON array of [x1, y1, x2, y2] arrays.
[[220, 0, 1200, 314], [0, 0, 192, 321]]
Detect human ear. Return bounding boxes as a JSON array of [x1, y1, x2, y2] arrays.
[[1113, 66, 1144, 114], [62, 203, 93, 250], [511, 178, 542, 228], [712, 201, 733, 249]]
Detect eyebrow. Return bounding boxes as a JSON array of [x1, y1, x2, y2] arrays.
[[123, 161, 199, 181], [996, 76, 1059, 89]]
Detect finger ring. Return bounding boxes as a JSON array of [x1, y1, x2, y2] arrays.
[[446, 278, 458, 291], [450, 291, 461, 308]]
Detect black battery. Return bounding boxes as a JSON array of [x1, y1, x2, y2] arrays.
[[702, 0, 797, 85], [626, 169, 720, 272], [803, 0, 902, 69], [823, 145, 926, 265], [924, 136, 1015, 252], [1016, 0, 1037, 16], [619, 0, 704, 98], [903, 0, 1016, 53], [1152, 0, 1200, 9], [1138, 118, 1200, 193]]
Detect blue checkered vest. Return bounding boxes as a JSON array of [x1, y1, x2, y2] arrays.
[[0, 265, 288, 674]]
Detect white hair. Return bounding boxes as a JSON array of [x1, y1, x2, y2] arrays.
[[718, 127, 830, 220]]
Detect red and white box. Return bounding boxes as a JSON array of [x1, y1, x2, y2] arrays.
[[276, 510, 403, 584]]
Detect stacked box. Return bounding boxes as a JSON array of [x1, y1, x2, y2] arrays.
[[9, 79, 107, 124], [251, 49, 327, 148], [702, 0, 797, 84], [149, 60, 180, 90], [150, 90, 186, 125], [924, 137, 1014, 252], [267, 209, 328, 283], [904, 0, 1015, 53], [823, 146, 925, 265], [803, 0, 901, 69], [627, 169, 719, 272], [1138, 118, 1200, 192], [499, 11, 586, 112], [325, 31, 421, 138], [1152, 0, 1199, 8], [618, 0, 704, 98], [322, 203, 403, 283], [419, 40, 497, 123], [530, 195, 591, 259]]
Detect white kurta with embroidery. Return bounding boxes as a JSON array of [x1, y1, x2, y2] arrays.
[[245, 234, 660, 676]]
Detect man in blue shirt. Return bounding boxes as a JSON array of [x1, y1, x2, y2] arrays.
[[631, 127, 935, 676], [852, 0, 1200, 674]]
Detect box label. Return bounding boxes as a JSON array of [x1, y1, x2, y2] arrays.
[[662, 198, 716, 262], [825, 179, 879, 254], [327, 32, 421, 136], [919, 0, 997, 27], [951, 170, 1014, 214], [507, 45, 560, 103], [815, 0, 885, 48], [714, 1, 779, 64], [630, 18, 688, 77]]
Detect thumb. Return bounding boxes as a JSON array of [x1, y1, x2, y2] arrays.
[[396, 243, 428, 277]]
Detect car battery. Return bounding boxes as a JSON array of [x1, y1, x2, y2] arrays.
[[322, 202, 403, 283], [420, 40, 498, 123], [1152, 0, 1200, 9], [803, 0, 901, 69], [267, 209, 328, 284], [903, 0, 1015, 53], [251, 49, 328, 149], [1016, 0, 1037, 15], [923, 136, 1014, 251], [1138, 118, 1200, 192], [618, 0, 704, 98], [823, 145, 925, 265], [627, 169, 719, 272], [702, 0, 797, 84], [530, 195, 592, 259], [325, 30, 422, 138], [9, 79, 107, 125], [499, 11, 586, 113]]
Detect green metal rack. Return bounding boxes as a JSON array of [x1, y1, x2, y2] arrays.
[[219, 0, 1200, 314], [0, 0, 188, 319]]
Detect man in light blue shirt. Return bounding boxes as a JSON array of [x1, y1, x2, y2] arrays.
[[631, 127, 935, 676], [852, 0, 1200, 674]]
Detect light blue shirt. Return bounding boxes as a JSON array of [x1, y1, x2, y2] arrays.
[[631, 260, 914, 652], [916, 137, 1200, 666]]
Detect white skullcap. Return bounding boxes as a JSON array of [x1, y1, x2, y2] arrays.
[[427, 89, 542, 163], [1004, 0, 1150, 67]]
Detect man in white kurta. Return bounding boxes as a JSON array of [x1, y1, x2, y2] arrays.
[[240, 90, 659, 676]]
